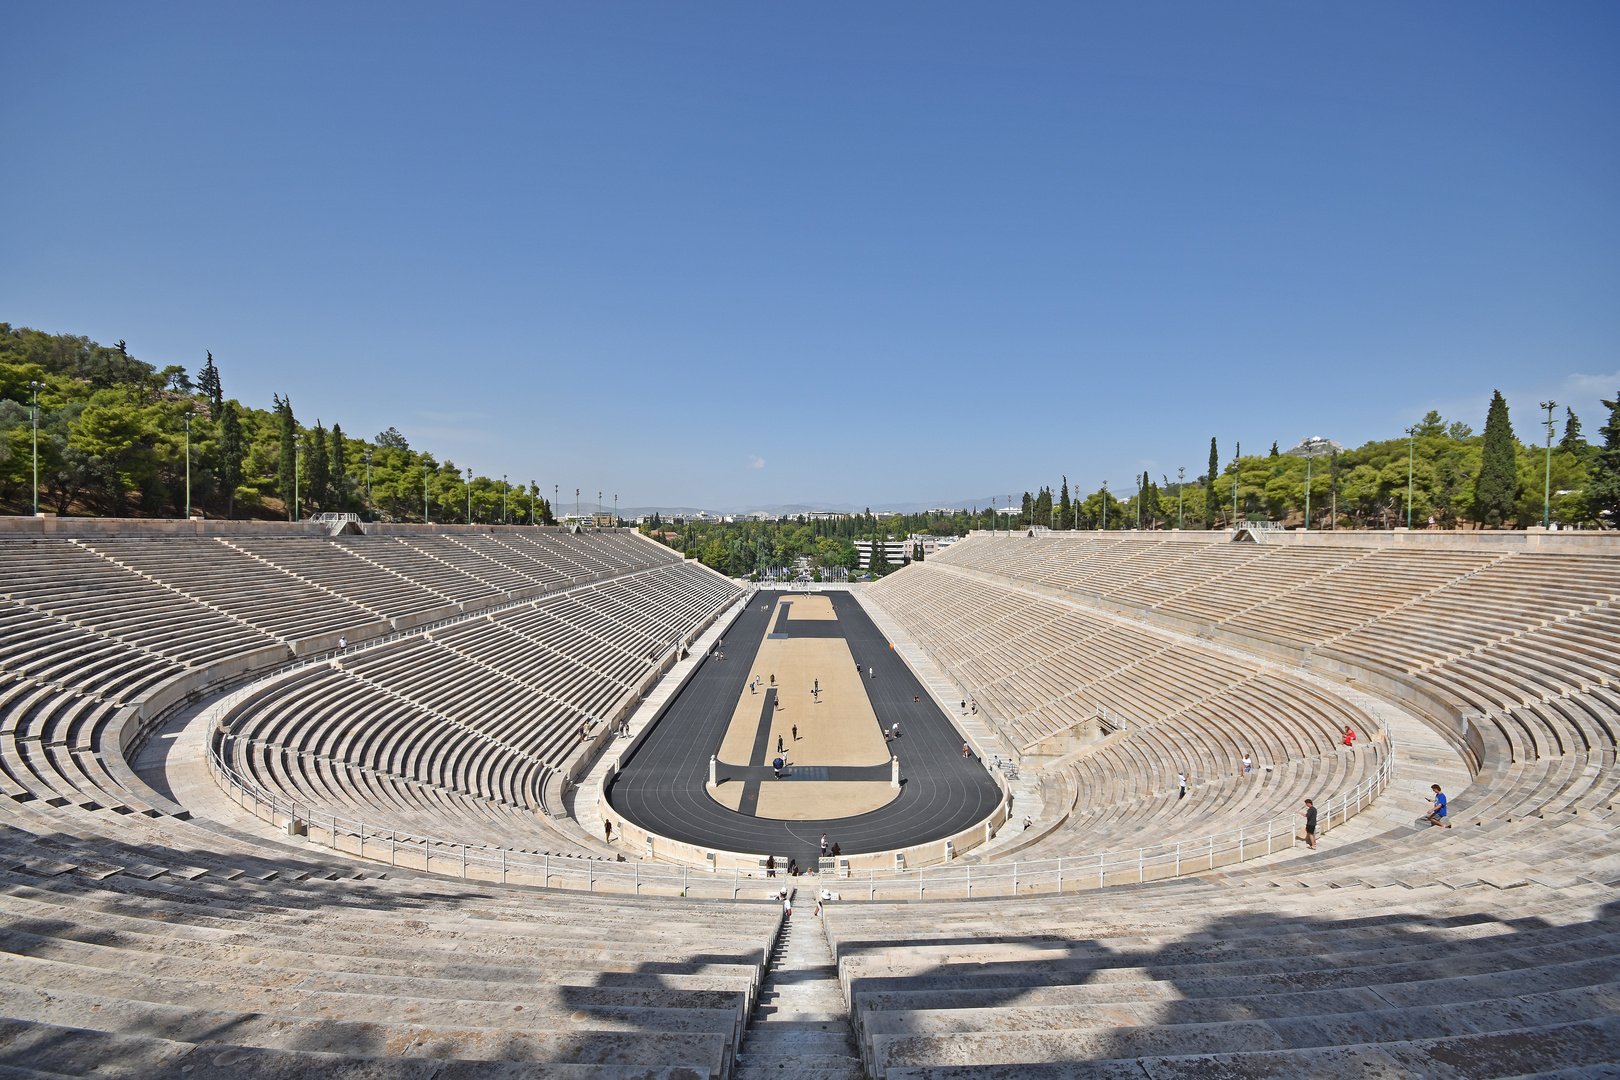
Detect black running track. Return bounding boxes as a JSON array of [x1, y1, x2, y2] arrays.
[[606, 591, 1002, 867]]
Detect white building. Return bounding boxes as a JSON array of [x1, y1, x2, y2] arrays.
[[907, 533, 960, 557], [853, 539, 910, 570]]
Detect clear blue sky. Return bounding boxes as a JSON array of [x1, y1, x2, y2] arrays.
[[4, 3, 1616, 510]]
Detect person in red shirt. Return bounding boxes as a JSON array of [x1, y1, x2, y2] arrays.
[[1342, 726, 1356, 747]]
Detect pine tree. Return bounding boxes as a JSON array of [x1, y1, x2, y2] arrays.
[[1058, 477, 1071, 530], [1270, 441, 1279, 459], [1206, 438, 1219, 528], [1560, 408, 1586, 457], [306, 420, 330, 513], [275, 395, 297, 520], [1473, 390, 1518, 527], [329, 423, 348, 511], [1586, 394, 1620, 525], [197, 351, 223, 416], [218, 402, 246, 520]]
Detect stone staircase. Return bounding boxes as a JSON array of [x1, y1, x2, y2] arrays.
[[736, 888, 863, 1080]]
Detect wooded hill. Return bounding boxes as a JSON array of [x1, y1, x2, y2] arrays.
[[0, 323, 552, 523]]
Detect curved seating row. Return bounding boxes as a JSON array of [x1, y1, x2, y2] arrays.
[[0, 529, 765, 1075], [218, 561, 741, 851]]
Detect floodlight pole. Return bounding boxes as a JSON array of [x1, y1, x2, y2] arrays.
[[1405, 427, 1416, 528], [1102, 481, 1108, 531], [364, 449, 372, 522], [503, 474, 509, 525], [294, 443, 300, 522], [184, 409, 192, 520], [1176, 467, 1185, 529], [531, 481, 537, 525], [424, 465, 429, 523], [1541, 400, 1557, 529], [30, 380, 42, 516], [466, 467, 473, 523]]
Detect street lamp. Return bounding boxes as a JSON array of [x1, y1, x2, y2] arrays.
[[503, 474, 509, 525], [184, 407, 193, 520], [423, 464, 430, 523], [1405, 426, 1417, 528], [28, 380, 42, 516], [1102, 481, 1109, 531], [1176, 467, 1185, 529], [1541, 401, 1558, 529], [530, 480, 537, 525], [466, 467, 473, 523], [614, 494, 618, 527], [1298, 437, 1331, 531], [575, 488, 580, 525]]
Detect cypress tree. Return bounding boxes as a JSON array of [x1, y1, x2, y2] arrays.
[[329, 423, 348, 511], [1473, 390, 1518, 527], [1559, 408, 1586, 458], [1586, 394, 1620, 525], [197, 351, 223, 416], [1058, 477, 1071, 530], [1206, 438, 1219, 528], [218, 402, 246, 520], [275, 395, 298, 520], [307, 420, 330, 513]]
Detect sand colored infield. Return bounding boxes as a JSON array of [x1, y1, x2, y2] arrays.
[[717, 598, 891, 768], [707, 782, 745, 812], [705, 779, 897, 819], [778, 593, 837, 620], [753, 780, 896, 819]]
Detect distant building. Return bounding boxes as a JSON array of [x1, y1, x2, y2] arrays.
[[907, 534, 960, 557], [590, 512, 616, 528], [853, 539, 909, 570]]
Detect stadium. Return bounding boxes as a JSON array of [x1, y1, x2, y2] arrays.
[[0, 514, 1616, 1078]]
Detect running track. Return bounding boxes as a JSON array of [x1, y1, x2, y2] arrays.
[[606, 590, 1003, 868]]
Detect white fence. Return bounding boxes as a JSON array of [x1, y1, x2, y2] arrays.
[[206, 732, 1394, 901]]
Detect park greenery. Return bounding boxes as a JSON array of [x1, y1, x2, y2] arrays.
[[2, 323, 1609, 574], [0, 323, 553, 524]]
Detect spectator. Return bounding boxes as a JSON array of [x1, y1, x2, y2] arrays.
[[604, 819, 613, 843], [788, 858, 799, 876], [1023, 815, 1032, 831], [820, 834, 829, 856], [337, 636, 347, 654], [962, 742, 971, 758], [1426, 784, 1451, 828], [1343, 726, 1357, 747], [1299, 799, 1317, 849], [830, 842, 841, 858], [792, 725, 798, 741], [766, 855, 776, 878], [1177, 772, 1187, 799], [1242, 754, 1252, 776]]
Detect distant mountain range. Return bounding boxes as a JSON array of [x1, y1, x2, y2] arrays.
[[614, 498, 1004, 519]]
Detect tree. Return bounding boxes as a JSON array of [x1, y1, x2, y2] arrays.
[[870, 541, 892, 575], [274, 395, 297, 519], [1473, 390, 1518, 527], [1058, 477, 1071, 530], [1415, 410, 1446, 438], [329, 423, 348, 511], [1269, 441, 1279, 459], [197, 352, 222, 416], [218, 402, 246, 519], [1560, 408, 1586, 457], [1586, 393, 1620, 527], [1206, 438, 1219, 528], [305, 420, 330, 513], [376, 426, 409, 450]]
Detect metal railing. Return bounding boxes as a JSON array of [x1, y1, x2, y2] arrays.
[[206, 727, 1394, 901]]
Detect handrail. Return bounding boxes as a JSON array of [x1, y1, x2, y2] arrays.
[[206, 723, 1395, 900]]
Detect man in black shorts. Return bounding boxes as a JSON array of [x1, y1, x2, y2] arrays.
[[1299, 799, 1317, 850]]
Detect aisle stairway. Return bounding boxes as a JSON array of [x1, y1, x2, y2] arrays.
[[735, 888, 863, 1080]]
